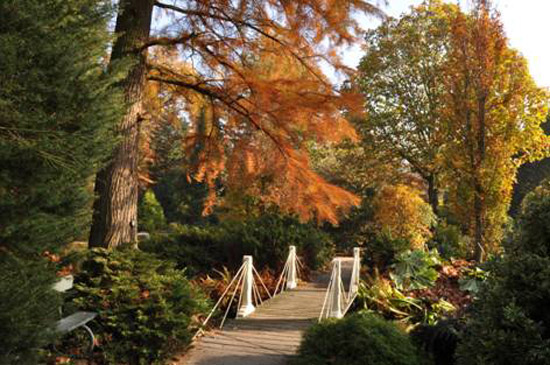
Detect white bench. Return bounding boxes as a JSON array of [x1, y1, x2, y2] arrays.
[[53, 275, 97, 354]]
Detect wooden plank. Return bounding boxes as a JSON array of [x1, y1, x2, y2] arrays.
[[175, 258, 353, 365]]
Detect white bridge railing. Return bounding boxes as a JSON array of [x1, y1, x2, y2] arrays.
[[273, 245, 304, 295], [318, 247, 361, 321], [197, 245, 360, 337], [198, 255, 272, 334], [198, 246, 301, 333]]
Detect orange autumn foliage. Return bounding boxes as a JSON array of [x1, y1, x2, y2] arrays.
[[90, 0, 385, 247], [145, 32, 366, 223], [442, 1, 549, 258]]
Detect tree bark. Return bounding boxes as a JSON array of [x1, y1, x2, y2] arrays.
[[473, 183, 484, 261], [427, 174, 439, 216], [473, 94, 487, 262], [89, 0, 155, 248]]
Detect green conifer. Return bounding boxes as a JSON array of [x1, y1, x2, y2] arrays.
[[0, 0, 123, 254], [0, 0, 122, 362]]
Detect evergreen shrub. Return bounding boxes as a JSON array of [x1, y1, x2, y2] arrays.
[[71, 247, 209, 365], [429, 223, 469, 260], [0, 253, 61, 364], [142, 213, 334, 274], [0, 0, 123, 253], [411, 320, 461, 365], [138, 190, 167, 233], [456, 180, 550, 364], [363, 230, 411, 271], [292, 313, 426, 365]]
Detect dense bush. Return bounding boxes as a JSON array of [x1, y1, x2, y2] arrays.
[[429, 223, 469, 260], [142, 213, 334, 274], [372, 185, 436, 249], [138, 190, 167, 232], [71, 247, 209, 365], [456, 181, 550, 365], [411, 320, 461, 365], [140, 224, 224, 275], [356, 273, 455, 327], [364, 230, 411, 271], [0, 253, 61, 364], [292, 313, 425, 365]]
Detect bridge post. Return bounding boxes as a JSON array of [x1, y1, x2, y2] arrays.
[[237, 255, 255, 318], [329, 258, 343, 318], [349, 247, 361, 297], [286, 246, 297, 289]]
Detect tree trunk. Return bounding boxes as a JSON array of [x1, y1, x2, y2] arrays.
[[89, 0, 155, 248], [473, 94, 487, 262], [427, 174, 439, 216], [473, 183, 484, 261]]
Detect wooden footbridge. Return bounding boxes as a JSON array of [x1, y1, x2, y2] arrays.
[[176, 248, 361, 365]]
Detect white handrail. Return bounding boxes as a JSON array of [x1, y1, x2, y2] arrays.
[[252, 265, 273, 300], [220, 268, 245, 328], [194, 263, 246, 338], [194, 254, 276, 337]]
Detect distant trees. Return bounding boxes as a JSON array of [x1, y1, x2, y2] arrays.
[[355, 0, 549, 260], [90, 0, 384, 248], [510, 117, 550, 216]]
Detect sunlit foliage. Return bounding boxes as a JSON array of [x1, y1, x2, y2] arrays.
[[91, 0, 385, 247], [372, 184, 436, 249], [442, 0, 549, 258], [357, 1, 459, 214]]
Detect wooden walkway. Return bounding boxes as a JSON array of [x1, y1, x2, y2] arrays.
[[176, 258, 353, 365]]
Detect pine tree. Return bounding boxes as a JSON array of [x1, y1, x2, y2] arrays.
[[0, 0, 123, 361], [0, 0, 123, 254]]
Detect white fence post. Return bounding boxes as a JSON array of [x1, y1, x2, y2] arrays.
[[349, 247, 361, 298], [286, 246, 297, 289], [237, 255, 255, 318], [329, 258, 343, 319]]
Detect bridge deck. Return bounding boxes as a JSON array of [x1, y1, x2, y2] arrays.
[[177, 258, 352, 365]]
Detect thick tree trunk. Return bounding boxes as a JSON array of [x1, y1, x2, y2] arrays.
[[89, 0, 155, 248], [427, 174, 438, 216]]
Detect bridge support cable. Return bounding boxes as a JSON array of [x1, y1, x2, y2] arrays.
[[194, 262, 245, 338], [220, 266, 245, 328], [319, 248, 362, 321], [273, 245, 303, 296], [196, 255, 274, 336]]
